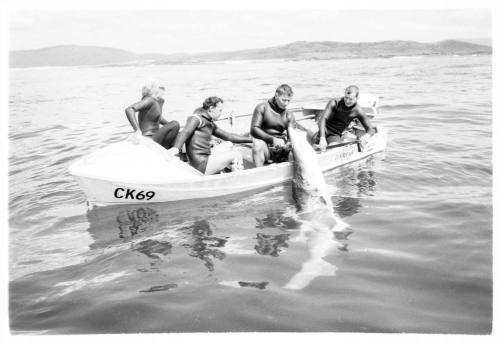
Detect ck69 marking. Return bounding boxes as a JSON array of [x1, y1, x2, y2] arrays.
[[114, 188, 155, 200]]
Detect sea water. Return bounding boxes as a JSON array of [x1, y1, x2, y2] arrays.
[[8, 55, 492, 333]]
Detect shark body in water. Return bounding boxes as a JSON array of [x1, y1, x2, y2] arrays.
[[218, 127, 349, 291], [284, 126, 349, 290]]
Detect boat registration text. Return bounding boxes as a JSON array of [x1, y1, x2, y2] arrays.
[[114, 188, 156, 201]]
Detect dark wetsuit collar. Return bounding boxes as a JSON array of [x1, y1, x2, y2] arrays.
[[268, 97, 286, 115], [200, 112, 214, 122], [340, 97, 357, 110]]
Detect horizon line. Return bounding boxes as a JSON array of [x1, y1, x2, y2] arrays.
[[10, 37, 493, 55]]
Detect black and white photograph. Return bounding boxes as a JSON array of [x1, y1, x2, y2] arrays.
[[2, 0, 497, 338]]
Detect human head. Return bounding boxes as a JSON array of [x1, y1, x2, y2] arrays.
[[343, 85, 359, 107], [142, 80, 165, 100], [274, 84, 294, 110], [202, 96, 224, 120]]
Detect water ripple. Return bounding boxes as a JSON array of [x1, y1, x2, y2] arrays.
[[8, 55, 492, 334]]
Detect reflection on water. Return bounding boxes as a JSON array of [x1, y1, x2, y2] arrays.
[[87, 205, 164, 250], [88, 205, 230, 272], [333, 231, 352, 252], [139, 284, 178, 293], [254, 209, 298, 257], [133, 239, 172, 259], [180, 219, 228, 272], [117, 207, 159, 238], [334, 197, 362, 218], [356, 170, 376, 196], [132, 238, 174, 272], [255, 210, 300, 230], [237, 281, 269, 289], [332, 164, 378, 218], [254, 233, 290, 257]]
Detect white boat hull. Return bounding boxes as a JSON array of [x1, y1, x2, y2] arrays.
[[70, 126, 387, 207]]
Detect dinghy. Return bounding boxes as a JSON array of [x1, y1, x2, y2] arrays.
[[69, 94, 387, 207]]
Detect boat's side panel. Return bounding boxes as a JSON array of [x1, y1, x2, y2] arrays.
[[76, 127, 387, 206], [318, 127, 387, 171], [76, 162, 295, 206]]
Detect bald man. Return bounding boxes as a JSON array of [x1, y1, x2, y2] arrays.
[[311, 85, 376, 151]]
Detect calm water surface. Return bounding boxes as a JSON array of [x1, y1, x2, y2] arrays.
[[8, 55, 492, 333]]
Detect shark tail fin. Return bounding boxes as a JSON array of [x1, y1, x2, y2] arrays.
[[284, 259, 338, 290]]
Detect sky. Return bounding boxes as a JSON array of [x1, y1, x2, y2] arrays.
[[8, 8, 492, 54]]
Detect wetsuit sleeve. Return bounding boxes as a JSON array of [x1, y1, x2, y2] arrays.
[[356, 108, 376, 135], [172, 116, 199, 150], [250, 104, 275, 144], [159, 116, 171, 125], [157, 99, 170, 125], [124, 97, 154, 130], [318, 99, 336, 138], [213, 126, 253, 143]]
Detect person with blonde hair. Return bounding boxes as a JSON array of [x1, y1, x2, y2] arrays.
[[125, 80, 180, 149]]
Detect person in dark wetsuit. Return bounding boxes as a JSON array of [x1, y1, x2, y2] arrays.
[[251, 84, 297, 167], [167, 97, 253, 175], [310, 85, 376, 151], [125, 81, 180, 149]]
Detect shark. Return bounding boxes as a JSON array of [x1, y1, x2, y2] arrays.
[[284, 126, 349, 290]]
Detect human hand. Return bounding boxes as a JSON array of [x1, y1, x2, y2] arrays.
[[359, 134, 371, 150], [361, 134, 371, 144], [319, 137, 327, 152], [272, 137, 286, 148], [167, 147, 180, 157], [128, 130, 143, 144]]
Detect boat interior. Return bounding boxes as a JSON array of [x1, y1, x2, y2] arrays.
[[179, 107, 371, 173]]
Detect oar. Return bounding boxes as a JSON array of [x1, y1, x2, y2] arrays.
[[237, 139, 362, 155], [317, 140, 361, 152], [215, 107, 310, 123]]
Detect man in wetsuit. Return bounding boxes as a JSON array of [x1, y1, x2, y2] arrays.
[[311, 85, 376, 151], [167, 97, 253, 175], [125, 80, 180, 149], [251, 84, 297, 167]]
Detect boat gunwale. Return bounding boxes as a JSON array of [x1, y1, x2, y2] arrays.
[[70, 130, 384, 186]]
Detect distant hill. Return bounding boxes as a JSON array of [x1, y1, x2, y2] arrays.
[[10, 45, 144, 68], [154, 40, 491, 64], [10, 40, 492, 68], [457, 37, 492, 47]]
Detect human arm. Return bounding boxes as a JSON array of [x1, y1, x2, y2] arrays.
[[355, 110, 376, 148], [250, 104, 286, 147], [213, 126, 253, 144], [156, 99, 171, 126], [317, 99, 336, 150], [287, 111, 297, 129], [356, 111, 376, 136], [124, 97, 154, 131], [250, 104, 276, 145], [168, 116, 199, 155]]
